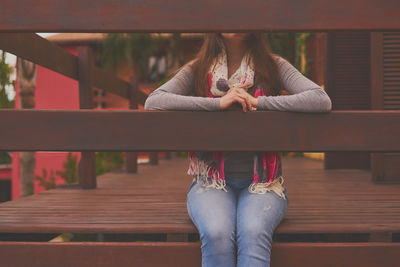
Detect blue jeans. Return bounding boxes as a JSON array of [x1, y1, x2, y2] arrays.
[[186, 177, 289, 267]]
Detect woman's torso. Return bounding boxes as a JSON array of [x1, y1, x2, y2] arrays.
[[224, 151, 254, 179]]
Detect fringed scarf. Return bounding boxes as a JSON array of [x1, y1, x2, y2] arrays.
[[186, 48, 286, 200]]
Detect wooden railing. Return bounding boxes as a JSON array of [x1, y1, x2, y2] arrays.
[[1, 0, 400, 265], [0, 0, 400, 189], [0, 33, 159, 188], [1, 0, 399, 32], [1, 109, 400, 152], [0, 33, 146, 100], [0, 2, 398, 181], [1, 108, 400, 189]]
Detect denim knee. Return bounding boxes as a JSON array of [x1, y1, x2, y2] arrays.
[[236, 188, 288, 267], [200, 223, 236, 252], [186, 180, 237, 267]]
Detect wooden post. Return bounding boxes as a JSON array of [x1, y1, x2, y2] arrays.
[[77, 46, 96, 189], [164, 152, 172, 159], [149, 152, 158, 165], [324, 32, 371, 170], [370, 32, 400, 183], [126, 76, 138, 173]]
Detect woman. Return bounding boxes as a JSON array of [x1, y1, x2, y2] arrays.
[[144, 32, 332, 267]]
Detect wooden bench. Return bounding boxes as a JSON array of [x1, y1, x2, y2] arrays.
[[1, 156, 400, 266]]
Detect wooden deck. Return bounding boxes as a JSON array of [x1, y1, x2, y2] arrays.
[[1, 155, 400, 241]]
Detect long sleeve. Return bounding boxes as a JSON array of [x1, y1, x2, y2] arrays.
[[257, 56, 332, 112], [144, 63, 221, 111]]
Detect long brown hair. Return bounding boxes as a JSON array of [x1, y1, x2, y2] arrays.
[[171, 32, 283, 97]]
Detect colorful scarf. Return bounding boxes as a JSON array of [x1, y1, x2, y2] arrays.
[[186, 48, 286, 200]]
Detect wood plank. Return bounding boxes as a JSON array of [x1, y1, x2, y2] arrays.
[[324, 32, 371, 169], [0, 33, 148, 101], [126, 76, 139, 173], [0, 241, 201, 267], [1, 1, 400, 32], [0, 157, 400, 236], [1, 109, 400, 152], [0, 241, 399, 267], [271, 242, 400, 267], [77, 46, 96, 189], [0, 33, 77, 79], [78, 46, 94, 110]]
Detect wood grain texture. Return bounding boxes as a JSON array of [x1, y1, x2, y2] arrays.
[[0, 241, 400, 267], [0, 157, 399, 236], [77, 46, 97, 189], [370, 31, 400, 182], [324, 32, 371, 169], [1, 109, 400, 152], [1, 0, 400, 32]]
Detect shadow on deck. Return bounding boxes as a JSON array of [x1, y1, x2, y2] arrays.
[[1, 156, 400, 243]]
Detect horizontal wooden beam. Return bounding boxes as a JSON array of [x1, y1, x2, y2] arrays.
[[1, 109, 400, 152], [0, 33, 148, 103], [0, 242, 399, 267], [0, 33, 77, 79], [0, 0, 400, 32]]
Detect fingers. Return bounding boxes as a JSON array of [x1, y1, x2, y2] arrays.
[[224, 86, 258, 112], [234, 95, 247, 112], [242, 92, 253, 111], [234, 88, 255, 112]]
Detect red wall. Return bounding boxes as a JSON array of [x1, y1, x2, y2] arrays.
[[0, 168, 11, 180], [11, 46, 81, 199]]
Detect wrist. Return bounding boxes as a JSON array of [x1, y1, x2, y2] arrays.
[[217, 97, 222, 110]]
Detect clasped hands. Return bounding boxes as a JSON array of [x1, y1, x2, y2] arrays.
[[219, 86, 258, 112]]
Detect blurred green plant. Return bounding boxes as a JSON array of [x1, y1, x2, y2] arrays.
[[35, 168, 57, 190], [267, 32, 297, 63], [0, 52, 15, 164], [35, 151, 125, 191], [267, 32, 311, 76], [56, 152, 79, 184], [95, 152, 124, 176], [0, 151, 11, 165], [99, 33, 167, 82], [295, 33, 312, 75], [35, 152, 78, 191], [0, 51, 14, 108]]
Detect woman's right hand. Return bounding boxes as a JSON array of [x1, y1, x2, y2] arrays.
[[219, 87, 256, 112]]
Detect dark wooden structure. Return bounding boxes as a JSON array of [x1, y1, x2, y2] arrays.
[[325, 31, 400, 183], [325, 32, 372, 170], [370, 32, 400, 183], [1, 0, 400, 266], [1, 156, 400, 266]]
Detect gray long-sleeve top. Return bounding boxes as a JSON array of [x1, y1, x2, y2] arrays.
[[144, 55, 332, 178]]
